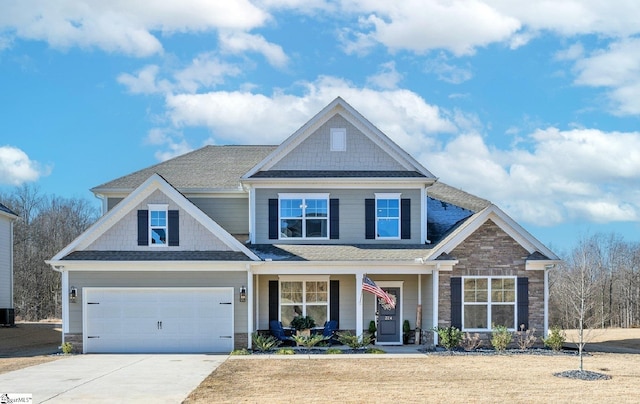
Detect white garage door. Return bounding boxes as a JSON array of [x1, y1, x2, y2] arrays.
[[83, 287, 234, 353]]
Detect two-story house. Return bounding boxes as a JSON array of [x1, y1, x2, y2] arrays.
[[1, 202, 18, 326], [48, 97, 560, 353]]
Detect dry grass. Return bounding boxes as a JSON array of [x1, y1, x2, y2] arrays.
[[185, 328, 640, 403], [184, 353, 640, 403], [0, 321, 62, 374]]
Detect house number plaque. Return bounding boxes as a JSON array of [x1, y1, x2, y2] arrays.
[[384, 316, 393, 320]]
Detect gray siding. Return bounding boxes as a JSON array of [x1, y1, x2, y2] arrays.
[[0, 218, 12, 308], [271, 114, 406, 171], [254, 188, 422, 244], [68, 271, 248, 334], [190, 197, 249, 235], [88, 190, 232, 251]]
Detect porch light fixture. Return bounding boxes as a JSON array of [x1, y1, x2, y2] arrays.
[[239, 286, 247, 303], [69, 286, 78, 303]]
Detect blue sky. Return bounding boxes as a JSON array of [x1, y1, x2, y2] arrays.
[[1, 1, 640, 253]]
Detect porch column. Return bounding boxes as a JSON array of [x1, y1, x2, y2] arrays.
[[432, 270, 439, 345], [247, 267, 253, 349], [355, 272, 364, 337]]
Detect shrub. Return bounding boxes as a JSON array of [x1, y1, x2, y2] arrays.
[[365, 347, 386, 354], [491, 325, 512, 352], [368, 320, 377, 335], [252, 332, 281, 352], [461, 332, 482, 351], [276, 348, 295, 355], [230, 348, 250, 355], [543, 326, 566, 351], [515, 324, 537, 350], [291, 334, 326, 351], [61, 342, 74, 354], [325, 348, 343, 354], [433, 326, 463, 351], [336, 331, 372, 349]]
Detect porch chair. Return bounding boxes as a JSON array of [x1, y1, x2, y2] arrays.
[[322, 320, 339, 345], [269, 320, 294, 346]]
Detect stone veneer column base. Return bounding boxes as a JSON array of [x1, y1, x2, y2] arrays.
[[64, 333, 83, 354]]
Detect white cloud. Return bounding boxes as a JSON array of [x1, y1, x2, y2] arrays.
[[428, 127, 640, 226], [218, 31, 289, 68], [164, 76, 456, 147], [424, 53, 473, 84], [145, 128, 193, 161], [344, 0, 521, 56], [118, 55, 242, 95], [555, 43, 584, 61], [366, 61, 402, 89], [0, 146, 49, 185], [572, 38, 640, 115], [0, 0, 268, 56]]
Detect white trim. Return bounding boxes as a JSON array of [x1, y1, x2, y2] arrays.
[[62, 270, 70, 334], [148, 204, 169, 248], [248, 186, 256, 244], [247, 267, 253, 350], [544, 270, 549, 336], [432, 270, 439, 345], [374, 280, 404, 345], [461, 276, 517, 332], [426, 205, 560, 261], [374, 193, 401, 240], [278, 275, 330, 281], [330, 127, 346, 151], [278, 193, 330, 240]]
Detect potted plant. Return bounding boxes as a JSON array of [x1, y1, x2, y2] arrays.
[[403, 320, 414, 344], [290, 315, 316, 336], [368, 320, 377, 343]]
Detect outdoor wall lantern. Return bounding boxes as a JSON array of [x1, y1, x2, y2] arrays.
[[239, 286, 247, 303], [69, 286, 78, 303]]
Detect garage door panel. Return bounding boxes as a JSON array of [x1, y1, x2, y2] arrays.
[[84, 287, 234, 353]]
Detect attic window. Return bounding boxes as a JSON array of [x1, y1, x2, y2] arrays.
[[148, 204, 168, 247], [330, 128, 346, 151]]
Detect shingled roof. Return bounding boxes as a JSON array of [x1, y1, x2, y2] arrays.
[[0, 202, 17, 218], [250, 244, 434, 262], [91, 145, 277, 193]]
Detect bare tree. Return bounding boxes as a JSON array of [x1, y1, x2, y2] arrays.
[[2, 186, 98, 320], [556, 235, 604, 372]]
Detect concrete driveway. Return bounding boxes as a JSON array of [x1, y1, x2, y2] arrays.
[[0, 354, 227, 403]]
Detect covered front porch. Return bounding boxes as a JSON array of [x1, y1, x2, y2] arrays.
[[249, 264, 451, 347]]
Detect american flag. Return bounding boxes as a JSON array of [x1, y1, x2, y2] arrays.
[[362, 275, 395, 308]]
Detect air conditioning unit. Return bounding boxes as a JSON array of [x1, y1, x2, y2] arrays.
[[0, 308, 15, 326]]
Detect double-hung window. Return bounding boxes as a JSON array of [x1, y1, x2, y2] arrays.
[[375, 193, 400, 239], [280, 279, 329, 327], [463, 277, 516, 330], [148, 204, 168, 246], [279, 194, 329, 239]]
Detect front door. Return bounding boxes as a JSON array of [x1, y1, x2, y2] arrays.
[[376, 287, 400, 344]]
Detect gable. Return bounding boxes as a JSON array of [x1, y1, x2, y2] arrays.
[[244, 97, 435, 180], [270, 113, 406, 172], [87, 189, 232, 252], [50, 174, 259, 262]]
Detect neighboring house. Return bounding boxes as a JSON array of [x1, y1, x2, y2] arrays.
[[48, 98, 560, 353], [0, 202, 18, 326]]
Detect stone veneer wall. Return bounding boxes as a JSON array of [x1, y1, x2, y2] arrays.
[[235, 333, 248, 351], [438, 219, 545, 337], [64, 333, 83, 353]]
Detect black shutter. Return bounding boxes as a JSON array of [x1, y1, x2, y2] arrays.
[[268, 199, 278, 240], [401, 198, 411, 239], [269, 280, 279, 322], [168, 210, 179, 246], [451, 277, 462, 329], [517, 277, 529, 330], [365, 199, 375, 239], [330, 280, 340, 328], [330, 199, 339, 240], [137, 210, 148, 246]]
